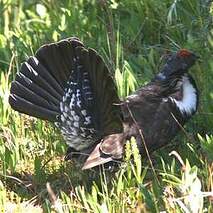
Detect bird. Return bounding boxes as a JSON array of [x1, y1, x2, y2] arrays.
[[9, 37, 199, 170]]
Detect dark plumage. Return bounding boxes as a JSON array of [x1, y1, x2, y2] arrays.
[[9, 38, 199, 170]]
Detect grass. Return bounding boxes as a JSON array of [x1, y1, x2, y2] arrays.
[[0, 0, 213, 212]]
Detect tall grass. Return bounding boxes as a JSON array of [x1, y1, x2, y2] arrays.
[[0, 0, 212, 212]]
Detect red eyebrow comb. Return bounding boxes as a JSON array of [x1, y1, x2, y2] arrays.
[[177, 49, 192, 57]]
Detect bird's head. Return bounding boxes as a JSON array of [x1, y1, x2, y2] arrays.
[[156, 49, 199, 80]]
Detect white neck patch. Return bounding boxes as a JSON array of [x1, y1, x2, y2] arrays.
[[170, 76, 198, 115]]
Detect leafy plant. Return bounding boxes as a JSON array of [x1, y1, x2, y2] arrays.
[[198, 134, 213, 161]]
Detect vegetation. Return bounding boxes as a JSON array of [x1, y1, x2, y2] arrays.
[[0, 0, 212, 212]]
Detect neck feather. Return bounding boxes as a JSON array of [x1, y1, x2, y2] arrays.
[[170, 75, 198, 116]]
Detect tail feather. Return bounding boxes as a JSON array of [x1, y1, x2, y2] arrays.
[[9, 37, 123, 151], [10, 81, 59, 111], [35, 45, 68, 87], [15, 72, 60, 106], [77, 47, 123, 135], [19, 61, 63, 101], [9, 38, 84, 122], [35, 38, 84, 88], [9, 94, 59, 121], [27, 57, 64, 97]]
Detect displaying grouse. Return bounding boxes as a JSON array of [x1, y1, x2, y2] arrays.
[[9, 37, 199, 170]]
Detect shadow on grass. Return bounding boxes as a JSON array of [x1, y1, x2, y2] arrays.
[[3, 156, 121, 206], [4, 160, 100, 203]]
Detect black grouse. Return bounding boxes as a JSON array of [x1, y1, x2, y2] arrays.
[[9, 37, 199, 169]]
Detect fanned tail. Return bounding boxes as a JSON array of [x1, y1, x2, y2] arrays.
[[9, 37, 123, 151]]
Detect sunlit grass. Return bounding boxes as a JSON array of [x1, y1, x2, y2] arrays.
[[0, 0, 213, 212]]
